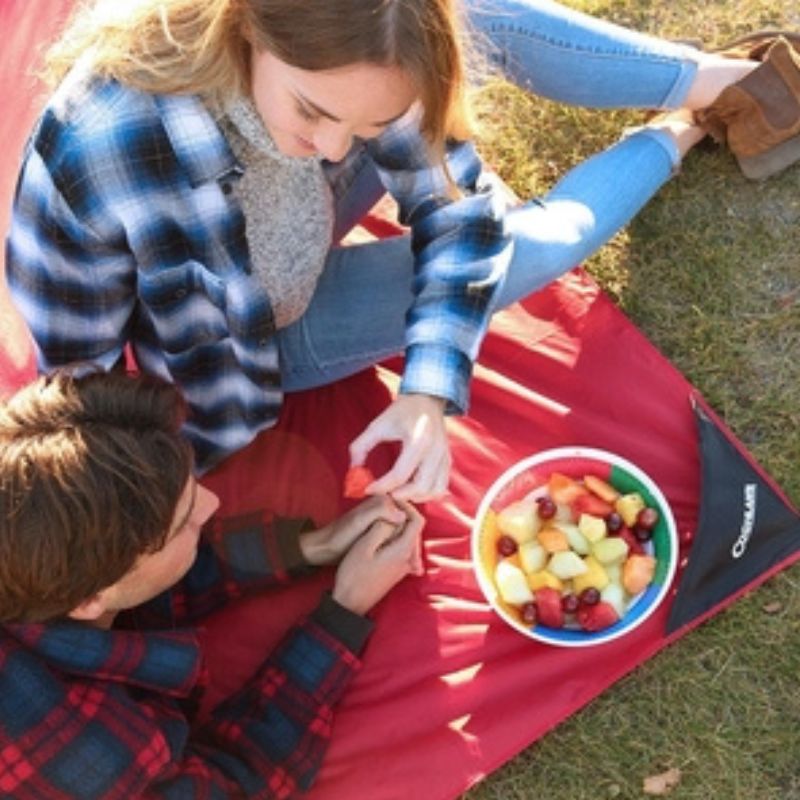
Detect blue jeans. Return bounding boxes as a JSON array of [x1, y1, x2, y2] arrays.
[[277, 0, 701, 391]]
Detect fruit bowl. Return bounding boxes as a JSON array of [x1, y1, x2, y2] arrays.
[[471, 447, 678, 647]]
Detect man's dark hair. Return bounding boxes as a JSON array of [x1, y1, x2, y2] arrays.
[[0, 370, 193, 622]]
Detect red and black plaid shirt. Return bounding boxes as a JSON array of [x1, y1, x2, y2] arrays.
[[0, 511, 372, 798]]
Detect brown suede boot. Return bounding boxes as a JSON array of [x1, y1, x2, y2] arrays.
[[695, 36, 800, 180], [710, 29, 800, 60]]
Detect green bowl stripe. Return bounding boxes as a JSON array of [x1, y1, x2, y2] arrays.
[[609, 464, 658, 507]]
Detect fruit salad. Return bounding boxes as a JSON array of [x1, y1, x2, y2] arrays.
[[480, 471, 661, 633]]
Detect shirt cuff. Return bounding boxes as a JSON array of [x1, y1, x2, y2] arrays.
[[311, 592, 374, 655], [273, 517, 317, 573], [400, 341, 472, 415]]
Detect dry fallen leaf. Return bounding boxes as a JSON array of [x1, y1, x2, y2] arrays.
[[762, 601, 783, 614], [643, 767, 682, 795]]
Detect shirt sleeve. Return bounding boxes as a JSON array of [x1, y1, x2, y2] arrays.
[[366, 110, 514, 414], [5, 121, 136, 374], [140, 612, 365, 799], [135, 512, 318, 627], [5, 610, 367, 799]]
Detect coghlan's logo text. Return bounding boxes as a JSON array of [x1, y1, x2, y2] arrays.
[[731, 483, 758, 559]]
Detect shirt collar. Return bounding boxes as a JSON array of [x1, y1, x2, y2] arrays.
[[3, 620, 204, 699], [153, 92, 243, 188]]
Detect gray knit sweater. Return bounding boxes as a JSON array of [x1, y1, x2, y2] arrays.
[[222, 98, 333, 329]]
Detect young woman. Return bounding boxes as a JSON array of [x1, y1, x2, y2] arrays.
[[5, 0, 758, 499]]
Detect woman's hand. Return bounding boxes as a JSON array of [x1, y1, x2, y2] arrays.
[[332, 501, 425, 615], [299, 495, 406, 566], [348, 393, 451, 502]]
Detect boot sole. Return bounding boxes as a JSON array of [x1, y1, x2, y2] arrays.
[[737, 132, 800, 179]]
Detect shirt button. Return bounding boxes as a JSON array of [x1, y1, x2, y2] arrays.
[[220, 182, 233, 195], [175, 288, 187, 299]]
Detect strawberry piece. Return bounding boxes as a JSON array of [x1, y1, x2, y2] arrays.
[[576, 600, 620, 632], [534, 587, 565, 628], [343, 465, 376, 499], [547, 472, 586, 505], [615, 524, 645, 556], [570, 491, 614, 521]]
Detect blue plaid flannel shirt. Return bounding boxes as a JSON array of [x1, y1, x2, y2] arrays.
[[5, 67, 512, 470], [0, 511, 370, 799]]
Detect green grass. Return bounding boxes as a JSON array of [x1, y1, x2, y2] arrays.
[[462, 1, 800, 798]]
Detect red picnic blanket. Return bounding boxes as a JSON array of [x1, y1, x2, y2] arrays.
[[2, 3, 799, 798]]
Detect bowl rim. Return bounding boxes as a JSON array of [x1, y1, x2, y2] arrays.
[[471, 446, 678, 647]]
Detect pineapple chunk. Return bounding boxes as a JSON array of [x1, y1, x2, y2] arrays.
[[592, 536, 629, 565], [495, 560, 534, 605], [526, 569, 564, 592], [615, 492, 646, 527], [578, 513, 607, 543], [548, 550, 589, 580], [572, 555, 610, 594], [518, 540, 548, 574], [497, 500, 540, 544]]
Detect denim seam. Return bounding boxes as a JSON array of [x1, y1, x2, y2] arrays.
[[485, 26, 699, 107]]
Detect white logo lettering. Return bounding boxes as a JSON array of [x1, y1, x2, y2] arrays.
[[731, 483, 758, 559]]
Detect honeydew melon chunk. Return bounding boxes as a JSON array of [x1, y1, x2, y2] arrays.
[[548, 550, 589, 580], [592, 536, 630, 565], [518, 540, 548, 574], [601, 581, 627, 618], [558, 522, 591, 555], [495, 560, 534, 605], [496, 500, 541, 544]]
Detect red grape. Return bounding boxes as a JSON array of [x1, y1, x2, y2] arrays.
[[636, 506, 660, 530], [606, 512, 623, 532], [579, 587, 601, 606], [561, 593, 580, 614], [633, 525, 653, 543], [497, 535, 518, 556], [521, 602, 538, 625], [536, 496, 557, 519]]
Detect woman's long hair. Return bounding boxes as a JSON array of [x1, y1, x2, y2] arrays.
[[44, 0, 473, 153]]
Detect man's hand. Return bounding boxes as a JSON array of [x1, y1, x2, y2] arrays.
[[348, 394, 451, 502], [332, 501, 425, 615], [299, 495, 406, 566]]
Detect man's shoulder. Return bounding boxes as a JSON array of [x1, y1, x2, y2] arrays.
[[0, 622, 185, 795]]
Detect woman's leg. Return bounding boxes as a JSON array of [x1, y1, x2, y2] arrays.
[[278, 126, 684, 391], [495, 128, 679, 305], [465, 0, 755, 109], [324, 0, 753, 246], [277, 235, 413, 391]]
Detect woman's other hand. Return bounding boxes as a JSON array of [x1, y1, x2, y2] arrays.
[[348, 394, 451, 502]]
